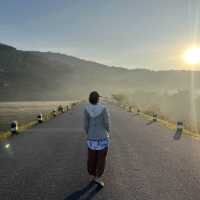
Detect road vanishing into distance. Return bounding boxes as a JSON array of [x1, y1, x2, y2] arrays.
[[1, 102, 200, 200]]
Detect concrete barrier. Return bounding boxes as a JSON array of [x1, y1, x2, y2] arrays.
[[58, 105, 64, 113], [37, 113, 43, 123], [153, 113, 157, 121], [52, 110, 57, 117], [176, 121, 183, 132], [11, 121, 18, 134]]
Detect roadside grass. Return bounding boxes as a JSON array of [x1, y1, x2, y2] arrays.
[[0, 101, 80, 142], [119, 103, 200, 140]]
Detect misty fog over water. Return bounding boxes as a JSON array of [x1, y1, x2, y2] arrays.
[[0, 101, 70, 132]]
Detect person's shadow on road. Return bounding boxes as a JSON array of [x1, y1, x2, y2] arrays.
[[64, 181, 102, 200], [173, 130, 182, 140], [146, 120, 156, 125]]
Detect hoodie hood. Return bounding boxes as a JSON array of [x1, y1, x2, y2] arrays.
[[86, 103, 105, 118]]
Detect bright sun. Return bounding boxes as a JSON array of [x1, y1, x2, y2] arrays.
[[184, 47, 200, 65]]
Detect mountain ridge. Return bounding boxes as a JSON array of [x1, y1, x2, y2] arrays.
[[0, 43, 200, 101]]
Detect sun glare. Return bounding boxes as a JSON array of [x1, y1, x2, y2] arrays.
[[184, 48, 200, 65]]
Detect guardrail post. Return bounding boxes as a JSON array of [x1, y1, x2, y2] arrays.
[[52, 109, 56, 117], [11, 121, 18, 135], [58, 105, 64, 113], [37, 113, 43, 123], [153, 113, 157, 121], [176, 121, 183, 133]]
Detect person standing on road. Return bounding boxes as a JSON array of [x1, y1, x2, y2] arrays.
[[83, 91, 111, 187]]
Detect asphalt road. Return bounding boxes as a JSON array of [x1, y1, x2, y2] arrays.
[[1, 102, 200, 200]]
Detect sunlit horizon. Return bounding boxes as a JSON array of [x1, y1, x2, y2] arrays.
[[1, 41, 200, 72], [1, 0, 200, 71], [184, 47, 200, 65]]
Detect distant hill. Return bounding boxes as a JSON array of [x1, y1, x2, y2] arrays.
[[0, 43, 200, 101]]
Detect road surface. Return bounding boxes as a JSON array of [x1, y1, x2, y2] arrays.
[[1, 102, 200, 200]]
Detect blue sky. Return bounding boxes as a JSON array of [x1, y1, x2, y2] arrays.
[[0, 0, 200, 70]]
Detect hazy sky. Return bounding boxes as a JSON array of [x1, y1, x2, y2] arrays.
[[0, 0, 200, 70]]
